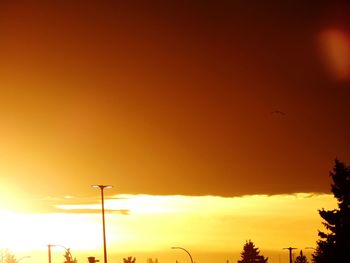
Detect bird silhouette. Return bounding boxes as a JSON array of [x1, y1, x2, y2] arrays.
[[271, 110, 286, 115]]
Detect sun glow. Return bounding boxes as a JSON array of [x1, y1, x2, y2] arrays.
[[0, 193, 337, 263], [55, 193, 337, 251], [0, 211, 100, 252]]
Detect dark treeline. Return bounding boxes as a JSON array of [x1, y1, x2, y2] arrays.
[[312, 159, 350, 262]]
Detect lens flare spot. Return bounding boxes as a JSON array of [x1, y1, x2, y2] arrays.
[[318, 28, 350, 81]]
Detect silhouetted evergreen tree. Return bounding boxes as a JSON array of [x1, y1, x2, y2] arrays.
[[123, 257, 136, 263], [295, 250, 308, 263], [63, 249, 77, 263], [313, 159, 350, 263], [237, 240, 268, 263]]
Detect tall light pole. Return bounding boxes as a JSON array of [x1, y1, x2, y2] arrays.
[[92, 185, 112, 263], [47, 244, 71, 263], [171, 247, 194, 263], [283, 247, 297, 263], [48, 244, 52, 263]]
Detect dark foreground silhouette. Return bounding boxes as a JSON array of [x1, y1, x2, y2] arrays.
[[313, 159, 350, 262], [237, 240, 268, 263]]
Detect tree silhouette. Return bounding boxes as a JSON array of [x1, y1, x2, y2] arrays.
[[237, 240, 268, 263], [313, 159, 350, 263], [123, 257, 136, 263], [295, 250, 308, 263], [63, 249, 77, 263]]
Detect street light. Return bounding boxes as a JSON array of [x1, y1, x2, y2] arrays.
[[47, 244, 72, 263], [283, 247, 297, 263], [92, 185, 112, 263], [171, 247, 194, 263]]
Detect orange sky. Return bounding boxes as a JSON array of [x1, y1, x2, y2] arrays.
[[0, 1, 350, 262], [1, 1, 350, 200]]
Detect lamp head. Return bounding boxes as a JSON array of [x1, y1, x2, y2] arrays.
[[91, 185, 113, 189]]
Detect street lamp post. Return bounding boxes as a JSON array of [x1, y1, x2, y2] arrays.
[[48, 244, 52, 263], [92, 185, 112, 263], [47, 244, 72, 263], [283, 247, 297, 263], [171, 247, 194, 263]]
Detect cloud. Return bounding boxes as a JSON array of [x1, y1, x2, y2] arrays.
[[0, 192, 337, 255]]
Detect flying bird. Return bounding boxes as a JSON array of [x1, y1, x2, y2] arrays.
[[271, 110, 286, 116]]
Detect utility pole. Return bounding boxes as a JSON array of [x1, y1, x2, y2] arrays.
[[92, 185, 112, 263], [48, 244, 52, 263], [283, 247, 297, 263]]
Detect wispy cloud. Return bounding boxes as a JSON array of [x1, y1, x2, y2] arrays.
[[0, 192, 337, 254]]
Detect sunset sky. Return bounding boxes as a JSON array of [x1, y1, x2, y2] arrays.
[[1, 1, 350, 263]]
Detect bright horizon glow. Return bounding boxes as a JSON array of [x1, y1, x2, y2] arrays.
[[0, 193, 337, 262]]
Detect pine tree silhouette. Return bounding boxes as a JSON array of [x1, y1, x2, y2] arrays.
[[237, 240, 268, 263], [63, 249, 77, 263], [295, 250, 308, 263], [313, 160, 350, 262], [123, 257, 136, 263]]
